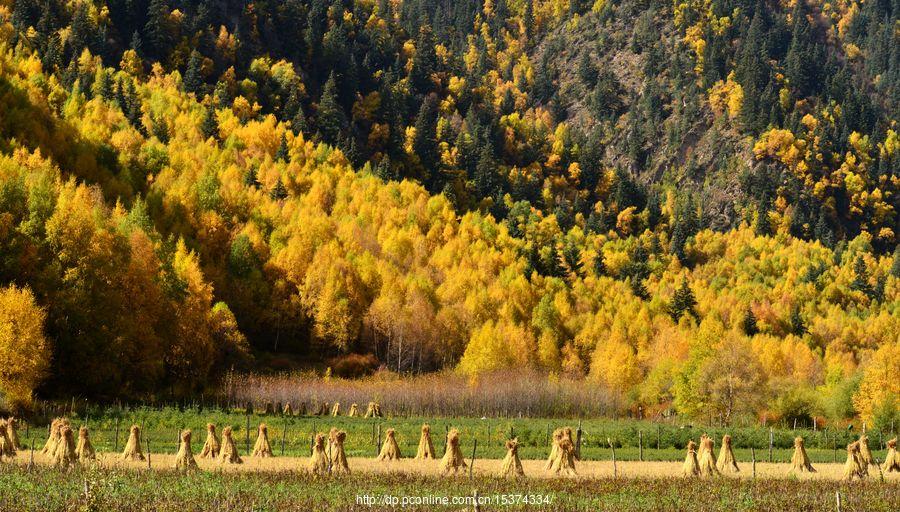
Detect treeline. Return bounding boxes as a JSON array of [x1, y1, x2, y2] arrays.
[[0, 1, 896, 427]]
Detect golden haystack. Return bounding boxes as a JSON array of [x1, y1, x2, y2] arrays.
[[882, 438, 899, 473], [121, 425, 145, 461], [347, 403, 359, 417], [858, 434, 874, 467], [0, 420, 14, 457], [42, 418, 67, 455], [219, 426, 243, 464], [439, 428, 467, 475], [174, 430, 198, 471], [698, 435, 719, 477], [252, 423, 273, 457], [314, 402, 328, 416], [682, 440, 700, 477], [52, 425, 77, 468], [308, 433, 329, 474], [789, 436, 815, 473], [0, 422, 10, 460], [543, 428, 565, 470], [330, 430, 350, 474], [377, 428, 402, 461], [716, 435, 739, 473], [415, 424, 436, 459], [842, 441, 866, 481], [200, 423, 220, 458], [331, 402, 341, 417], [548, 433, 577, 476], [500, 438, 525, 478], [6, 417, 20, 451], [75, 426, 96, 462], [364, 401, 382, 418], [283, 403, 293, 416]]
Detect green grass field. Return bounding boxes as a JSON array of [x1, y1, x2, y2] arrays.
[[15, 406, 895, 463], [0, 464, 897, 512]]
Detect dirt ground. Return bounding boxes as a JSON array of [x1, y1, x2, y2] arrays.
[[13, 451, 900, 482]]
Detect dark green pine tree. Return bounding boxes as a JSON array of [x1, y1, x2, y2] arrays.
[[577, 51, 597, 88], [850, 255, 873, 297], [68, 3, 93, 60], [183, 50, 204, 95], [754, 197, 772, 236], [201, 106, 218, 141], [270, 177, 288, 201], [292, 104, 309, 135], [790, 305, 805, 335], [42, 32, 63, 73], [630, 277, 649, 300], [413, 95, 440, 189], [594, 249, 606, 276], [523, 0, 534, 44], [891, 246, 900, 278], [474, 140, 499, 198], [96, 71, 114, 101], [784, 1, 816, 98], [375, 156, 399, 182], [668, 278, 697, 322], [315, 73, 347, 144], [244, 167, 260, 188], [130, 31, 143, 56], [275, 133, 289, 162], [144, 0, 172, 60], [532, 53, 553, 104], [410, 25, 437, 95], [741, 307, 758, 336]]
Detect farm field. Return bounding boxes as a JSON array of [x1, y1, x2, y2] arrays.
[[0, 463, 897, 512]]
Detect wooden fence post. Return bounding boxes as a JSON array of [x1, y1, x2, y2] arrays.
[[751, 447, 756, 479], [656, 424, 661, 451], [768, 427, 773, 462], [281, 420, 287, 456], [147, 438, 151, 470], [245, 414, 250, 455], [376, 425, 381, 457], [835, 491, 842, 512], [575, 421, 583, 460], [639, 430, 643, 462], [469, 438, 477, 480], [114, 418, 120, 453], [608, 438, 617, 478]]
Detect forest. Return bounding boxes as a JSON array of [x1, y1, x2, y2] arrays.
[[0, 0, 896, 427]]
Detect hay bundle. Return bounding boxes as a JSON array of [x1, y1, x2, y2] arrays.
[[330, 430, 350, 474], [308, 433, 329, 474], [121, 425, 145, 461], [500, 438, 525, 478], [297, 402, 307, 416], [858, 434, 874, 467], [0, 422, 10, 460], [682, 440, 700, 477], [364, 402, 382, 418], [548, 433, 577, 476], [283, 403, 293, 416], [264, 402, 275, 415], [716, 435, 739, 473], [42, 418, 67, 454], [347, 403, 359, 417], [377, 428, 402, 461], [0, 420, 14, 457], [200, 423, 220, 458], [882, 438, 899, 473], [842, 441, 866, 481], [698, 435, 719, 477], [52, 426, 77, 468], [75, 426, 95, 462], [439, 428, 467, 475], [252, 423, 273, 457], [219, 426, 243, 464], [174, 430, 198, 471], [6, 417, 20, 451], [789, 436, 815, 473], [314, 402, 328, 416], [331, 402, 341, 417], [543, 428, 564, 470], [415, 424, 436, 459]]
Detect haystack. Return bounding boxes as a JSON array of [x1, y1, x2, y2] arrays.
[[858, 434, 875, 467], [882, 438, 899, 473], [439, 428, 467, 475], [543, 428, 564, 470], [548, 432, 577, 476], [716, 435, 739, 473], [698, 435, 719, 477], [0, 423, 10, 460], [364, 402, 382, 418], [842, 441, 866, 481], [252, 423, 273, 457], [377, 428, 402, 461], [499, 438, 525, 478], [0, 420, 14, 457], [682, 440, 700, 477], [283, 403, 293, 416], [315, 402, 328, 416], [75, 426, 96, 462], [6, 417, 20, 451], [52, 425, 77, 468], [121, 425, 145, 461], [348, 403, 359, 417], [415, 424, 436, 459], [330, 430, 350, 474], [308, 433, 329, 474], [297, 402, 307, 415], [200, 423, 221, 458], [42, 418, 67, 454], [331, 402, 341, 417], [174, 429, 198, 471], [789, 436, 815, 473], [219, 426, 243, 464]]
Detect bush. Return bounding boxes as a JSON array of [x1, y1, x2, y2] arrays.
[[328, 353, 379, 378]]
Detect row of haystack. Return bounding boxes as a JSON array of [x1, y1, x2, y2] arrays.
[[274, 401, 378, 418]]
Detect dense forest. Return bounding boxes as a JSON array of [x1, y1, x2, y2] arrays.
[[0, 0, 897, 425]]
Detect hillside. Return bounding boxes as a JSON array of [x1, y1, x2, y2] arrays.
[[0, 0, 897, 427]]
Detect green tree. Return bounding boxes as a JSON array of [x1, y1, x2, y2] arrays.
[[669, 278, 697, 322], [316, 73, 347, 144], [183, 50, 203, 95]]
